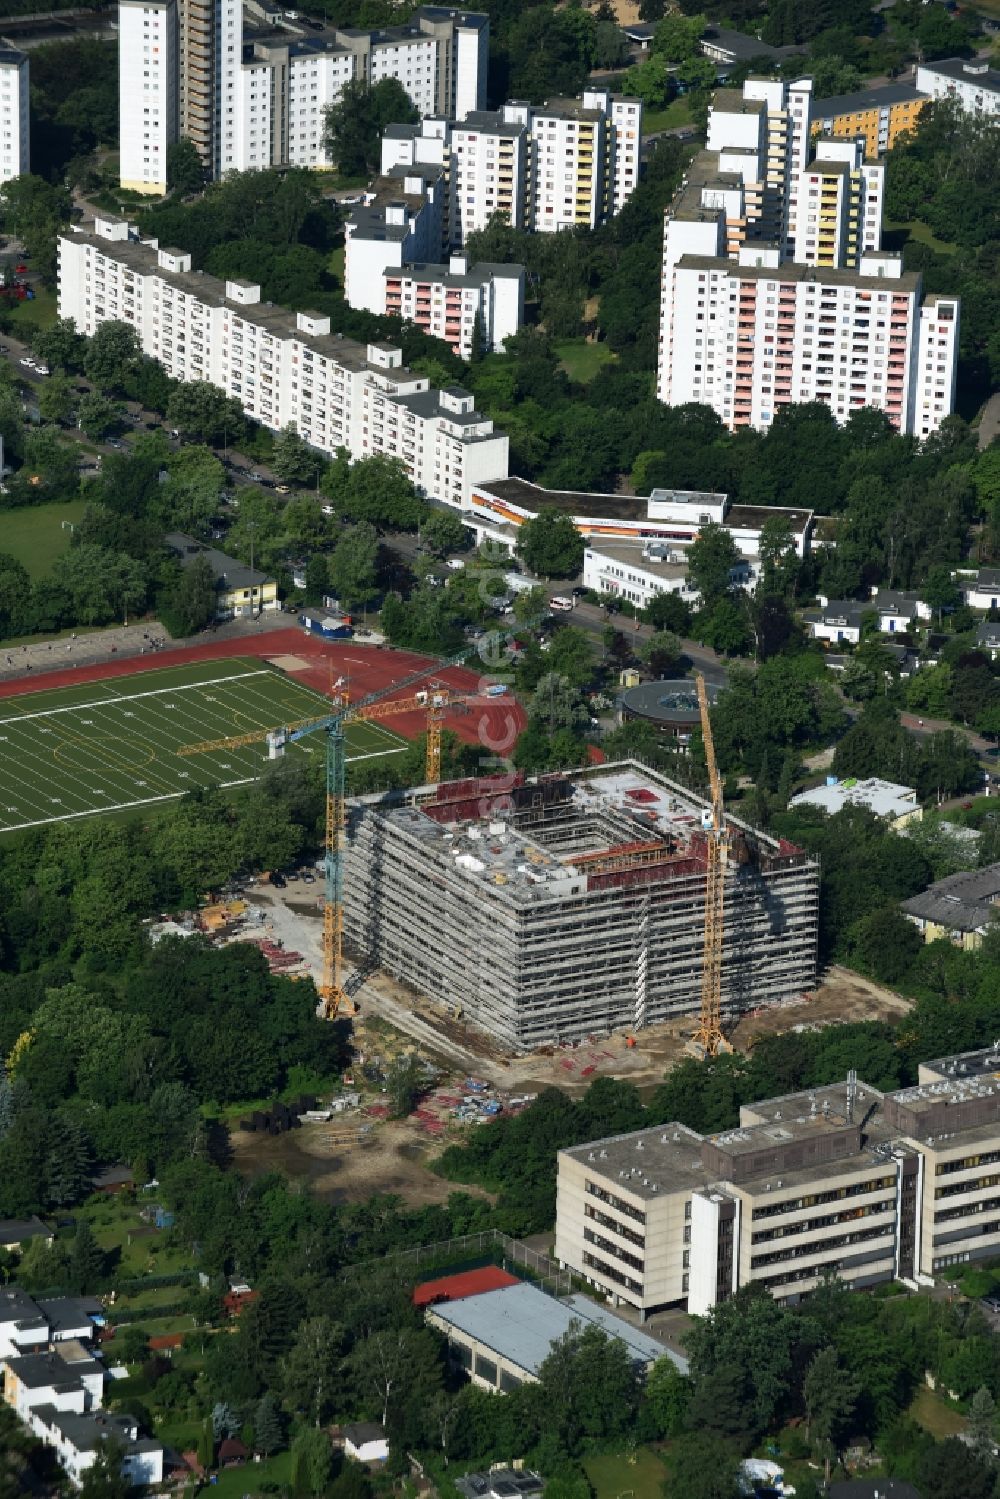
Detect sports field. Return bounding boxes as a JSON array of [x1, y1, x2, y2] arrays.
[[0, 658, 407, 831]]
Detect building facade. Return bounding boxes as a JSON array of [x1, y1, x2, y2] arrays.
[[118, 0, 178, 195], [915, 58, 1000, 117], [121, 4, 488, 189], [556, 1051, 1000, 1316], [657, 76, 960, 437], [0, 47, 29, 185], [58, 215, 508, 507], [380, 256, 523, 358], [344, 762, 820, 1050], [811, 82, 929, 157]]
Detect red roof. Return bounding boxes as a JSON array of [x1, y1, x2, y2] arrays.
[[412, 1266, 519, 1308]]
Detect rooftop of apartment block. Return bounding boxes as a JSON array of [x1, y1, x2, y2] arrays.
[[813, 81, 928, 116], [386, 259, 525, 288], [710, 88, 767, 115], [920, 56, 1000, 89], [454, 110, 526, 137], [63, 223, 428, 378], [529, 96, 606, 123], [675, 252, 921, 293]]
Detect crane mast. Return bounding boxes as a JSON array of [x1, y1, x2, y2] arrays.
[[690, 672, 730, 1058]]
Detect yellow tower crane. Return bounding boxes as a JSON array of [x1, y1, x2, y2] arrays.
[[688, 672, 732, 1059], [178, 674, 487, 1016]]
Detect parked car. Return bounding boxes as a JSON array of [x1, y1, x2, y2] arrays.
[[270, 871, 287, 888], [275, 484, 290, 494], [19, 356, 33, 368], [35, 364, 50, 376]]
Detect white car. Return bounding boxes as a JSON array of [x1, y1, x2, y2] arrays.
[[19, 357, 34, 368], [34, 364, 50, 376]]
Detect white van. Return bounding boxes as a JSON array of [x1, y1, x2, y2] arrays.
[[549, 596, 574, 612]]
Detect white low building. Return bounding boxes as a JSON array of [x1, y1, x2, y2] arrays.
[[869, 586, 932, 634], [0, 47, 29, 185], [957, 567, 1000, 611], [582, 542, 751, 610], [915, 58, 1000, 116], [790, 776, 922, 829], [465, 476, 812, 558], [58, 215, 509, 509]]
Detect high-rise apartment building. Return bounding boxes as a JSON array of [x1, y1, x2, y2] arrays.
[[657, 76, 959, 438], [0, 47, 29, 185], [811, 82, 929, 156], [372, 89, 641, 248], [119, 0, 178, 195], [915, 57, 1000, 117], [120, 4, 487, 189], [58, 214, 509, 506]]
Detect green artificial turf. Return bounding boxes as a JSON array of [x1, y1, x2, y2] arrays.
[[0, 657, 406, 830]]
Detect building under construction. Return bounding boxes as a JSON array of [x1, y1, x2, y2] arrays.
[[344, 761, 820, 1050]]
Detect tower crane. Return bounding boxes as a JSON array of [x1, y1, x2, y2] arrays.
[[178, 649, 509, 1019], [688, 671, 732, 1059]]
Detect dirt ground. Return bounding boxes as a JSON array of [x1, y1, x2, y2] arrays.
[[229, 1113, 494, 1208]]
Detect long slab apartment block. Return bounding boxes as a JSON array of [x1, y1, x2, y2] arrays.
[[344, 761, 819, 1051], [57, 214, 509, 509]]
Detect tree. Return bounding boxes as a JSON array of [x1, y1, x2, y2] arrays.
[[254, 1391, 285, 1456], [688, 522, 740, 606], [78, 1438, 130, 1499], [848, 905, 922, 985], [529, 672, 587, 734], [666, 1433, 741, 1499], [328, 523, 379, 610], [290, 1427, 333, 1497], [516, 512, 584, 579], [36, 372, 76, 426], [644, 1355, 691, 1438], [323, 453, 426, 532], [641, 629, 682, 678], [421, 509, 468, 558], [966, 1385, 997, 1455], [653, 11, 706, 61], [159, 553, 217, 638], [537, 1323, 639, 1453], [281, 1316, 343, 1428], [166, 382, 246, 447], [153, 446, 225, 534], [167, 137, 204, 195], [348, 1326, 441, 1430], [918, 1436, 996, 1499], [67, 1221, 104, 1295], [33, 316, 87, 374], [803, 1345, 860, 1485], [385, 1053, 425, 1119], [77, 392, 122, 441], [272, 425, 324, 487], [83, 321, 142, 394], [324, 78, 418, 176], [758, 514, 797, 595], [923, 564, 960, 623]]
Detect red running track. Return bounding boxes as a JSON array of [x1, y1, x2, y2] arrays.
[[0, 629, 525, 758]]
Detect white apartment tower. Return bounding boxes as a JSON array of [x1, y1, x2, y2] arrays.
[[657, 75, 958, 438], [0, 47, 30, 185], [58, 215, 509, 507], [119, 0, 178, 195]]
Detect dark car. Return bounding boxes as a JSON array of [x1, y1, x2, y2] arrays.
[[270, 871, 287, 888]]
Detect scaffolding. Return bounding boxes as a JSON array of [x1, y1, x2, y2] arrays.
[[344, 760, 820, 1051]]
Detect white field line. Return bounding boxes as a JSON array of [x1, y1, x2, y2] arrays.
[[0, 746, 407, 839], [0, 668, 275, 725]]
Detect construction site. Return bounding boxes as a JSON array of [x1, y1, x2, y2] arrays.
[[343, 760, 821, 1051]]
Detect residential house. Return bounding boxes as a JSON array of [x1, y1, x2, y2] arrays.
[[869, 587, 932, 635], [803, 599, 866, 646], [343, 1422, 389, 1463], [959, 567, 1000, 612], [165, 534, 278, 620], [977, 620, 1000, 660], [902, 864, 1000, 951], [456, 1470, 544, 1499], [0, 1218, 53, 1253]]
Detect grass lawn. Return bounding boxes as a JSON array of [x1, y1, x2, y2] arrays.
[[908, 1384, 967, 1439], [883, 218, 958, 257], [3, 286, 59, 328], [209, 1451, 294, 1498], [642, 96, 695, 133], [585, 1448, 667, 1499], [329, 243, 345, 292], [0, 499, 88, 580], [554, 338, 617, 383], [0, 656, 406, 832]]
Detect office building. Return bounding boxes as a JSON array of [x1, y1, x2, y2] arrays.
[[811, 82, 929, 157], [0, 47, 29, 184], [915, 58, 1000, 117], [58, 214, 509, 508], [556, 1050, 1000, 1315], [657, 77, 960, 436], [118, 0, 178, 195], [345, 761, 819, 1050]]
